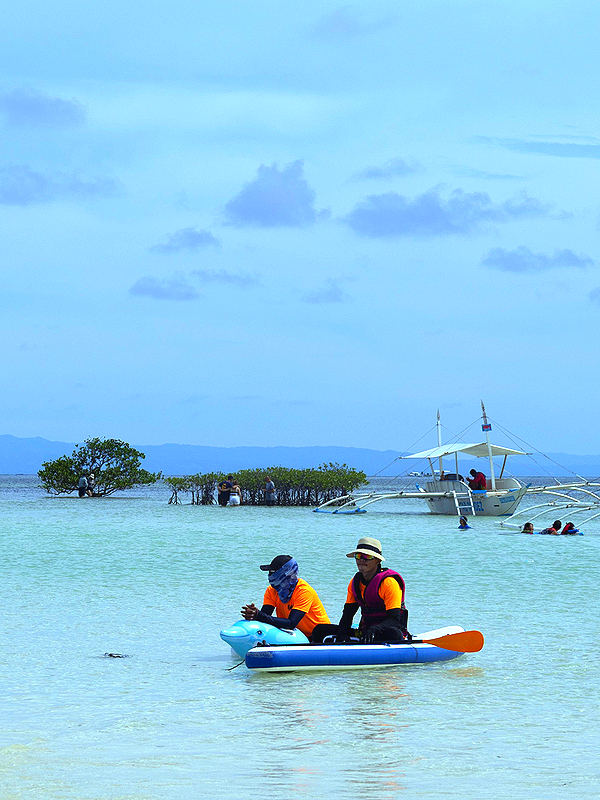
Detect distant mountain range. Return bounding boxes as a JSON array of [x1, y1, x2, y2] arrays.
[[2, 434, 600, 479]]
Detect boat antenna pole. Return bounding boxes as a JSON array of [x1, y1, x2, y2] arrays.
[[481, 400, 497, 490], [437, 409, 443, 478]]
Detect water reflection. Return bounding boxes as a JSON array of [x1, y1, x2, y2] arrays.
[[240, 668, 412, 797]]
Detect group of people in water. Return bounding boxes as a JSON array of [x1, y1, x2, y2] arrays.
[[217, 475, 242, 506], [77, 474, 95, 497], [217, 475, 276, 506], [521, 520, 580, 535], [458, 515, 581, 534], [241, 536, 410, 644]]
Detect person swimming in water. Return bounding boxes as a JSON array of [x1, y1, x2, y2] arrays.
[[458, 516, 471, 530], [561, 522, 579, 535], [539, 520, 562, 535], [522, 522, 534, 534]]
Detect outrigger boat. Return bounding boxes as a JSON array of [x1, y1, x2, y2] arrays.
[[315, 402, 600, 518]]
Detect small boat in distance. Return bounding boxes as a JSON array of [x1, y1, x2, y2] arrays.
[[315, 402, 600, 517]]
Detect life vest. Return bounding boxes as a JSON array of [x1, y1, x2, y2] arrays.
[[470, 472, 486, 489], [350, 569, 405, 628], [562, 524, 578, 534]]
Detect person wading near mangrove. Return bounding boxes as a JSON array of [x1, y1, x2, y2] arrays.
[[264, 475, 276, 506], [241, 555, 330, 640], [217, 475, 233, 506], [312, 536, 409, 644], [77, 475, 88, 498]]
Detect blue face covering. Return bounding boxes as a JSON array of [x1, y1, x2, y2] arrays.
[[268, 558, 299, 603]]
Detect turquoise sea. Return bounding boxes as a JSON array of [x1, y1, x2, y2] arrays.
[[1, 475, 598, 799]]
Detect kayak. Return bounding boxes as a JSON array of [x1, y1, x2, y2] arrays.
[[245, 625, 468, 672], [220, 620, 478, 671]]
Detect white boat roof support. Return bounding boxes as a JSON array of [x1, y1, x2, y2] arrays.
[[402, 442, 529, 460]]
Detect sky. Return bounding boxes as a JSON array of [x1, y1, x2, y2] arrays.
[[2, 0, 600, 454]]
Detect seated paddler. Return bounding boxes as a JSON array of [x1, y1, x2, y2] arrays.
[[312, 536, 409, 644], [241, 554, 330, 640]]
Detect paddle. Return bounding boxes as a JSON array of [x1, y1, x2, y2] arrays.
[[413, 630, 484, 652], [252, 630, 484, 652]]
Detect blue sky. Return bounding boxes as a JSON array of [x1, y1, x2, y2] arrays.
[[2, 0, 600, 453]]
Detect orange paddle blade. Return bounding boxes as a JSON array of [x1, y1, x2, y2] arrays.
[[421, 630, 484, 653]]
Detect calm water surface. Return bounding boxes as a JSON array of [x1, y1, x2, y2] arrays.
[[1, 476, 598, 799]]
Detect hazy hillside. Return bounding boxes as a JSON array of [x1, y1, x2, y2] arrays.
[[2, 434, 600, 478]]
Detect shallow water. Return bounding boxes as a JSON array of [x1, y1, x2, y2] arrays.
[[1, 476, 598, 798]]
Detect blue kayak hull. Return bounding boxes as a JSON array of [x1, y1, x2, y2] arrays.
[[245, 630, 465, 672]]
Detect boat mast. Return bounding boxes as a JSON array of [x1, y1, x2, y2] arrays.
[[437, 409, 444, 478], [481, 400, 497, 490]]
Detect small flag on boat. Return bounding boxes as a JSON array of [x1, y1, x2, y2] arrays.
[[482, 423, 492, 431]]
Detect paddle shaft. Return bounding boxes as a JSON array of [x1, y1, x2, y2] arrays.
[[252, 630, 484, 653]]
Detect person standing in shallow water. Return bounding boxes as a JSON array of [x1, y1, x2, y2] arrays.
[[264, 475, 276, 506], [228, 480, 241, 505], [77, 475, 88, 498], [217, 475, 233, 506]]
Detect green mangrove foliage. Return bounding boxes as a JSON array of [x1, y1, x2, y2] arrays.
[[38, 438, 161, 497], [165, 463, 367, 505], [165, 473, 221, 505]]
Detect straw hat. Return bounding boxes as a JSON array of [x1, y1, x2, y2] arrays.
[[346, 536, 385, 561]]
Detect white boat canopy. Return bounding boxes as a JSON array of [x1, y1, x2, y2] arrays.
[[402, 442, 529, 460]]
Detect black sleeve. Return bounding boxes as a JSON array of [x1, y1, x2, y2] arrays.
[[366, 607, 404, 634], [338, 602, 359, 634], [255, 607, 305, 630]]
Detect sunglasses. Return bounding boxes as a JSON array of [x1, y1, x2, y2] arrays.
[[354, 552, 377, 561]]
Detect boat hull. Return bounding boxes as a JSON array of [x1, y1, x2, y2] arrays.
[[244, 625, 466, 672], [424, 478, 523, 516]]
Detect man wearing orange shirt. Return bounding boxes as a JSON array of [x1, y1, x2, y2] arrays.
[[241, 555, 330, 640], [312, 536, 409, 644]]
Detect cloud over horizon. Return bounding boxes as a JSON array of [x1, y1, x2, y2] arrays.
[[129, 268, 260, 300], [0, 87, 86, 126], [310, 6, 397, 39], [343, 187, 550, 237], [351, 157, 423, 181], [191, 269, 260, 288], [301, 278, 348, 304], [224, 161, 320, 228], [453, 166, 525, 181], [129, 274, 200, 301], [477, 136, 600, 160], [150, 227, 220, 254], [483, 246, 594, 273], [0, 165, 119, 205]]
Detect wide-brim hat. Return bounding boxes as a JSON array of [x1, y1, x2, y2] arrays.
[[346, 536, 385, 561], [260, 554, 293, 572]]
